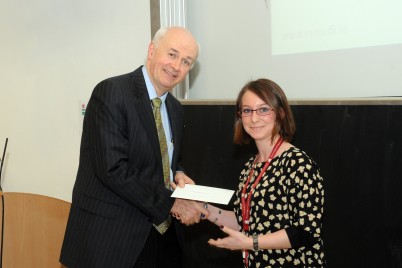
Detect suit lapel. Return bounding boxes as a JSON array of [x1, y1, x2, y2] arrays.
[[130, 68, 180, 173], [165, 95, 177, 146], [165, 94, 180, 164], [130, 69, 161, 160]]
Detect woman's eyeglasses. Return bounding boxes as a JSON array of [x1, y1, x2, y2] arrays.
[[238, 107, 273, 117]]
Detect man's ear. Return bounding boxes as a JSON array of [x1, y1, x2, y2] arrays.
[[147, 42, 155, 59]]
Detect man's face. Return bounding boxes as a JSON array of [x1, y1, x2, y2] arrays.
[[146, 29, 198, 96]]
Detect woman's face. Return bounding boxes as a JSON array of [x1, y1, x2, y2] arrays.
[[240, 90, 276, 143]]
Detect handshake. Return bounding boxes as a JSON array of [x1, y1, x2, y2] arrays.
[[169, 172, 210, 226], [171, 198, 209, 226]]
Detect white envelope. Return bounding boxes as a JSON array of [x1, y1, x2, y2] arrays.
[[171, 184, 234, 205]]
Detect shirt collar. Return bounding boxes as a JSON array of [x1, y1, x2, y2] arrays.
[[142, 66, 168, 103]]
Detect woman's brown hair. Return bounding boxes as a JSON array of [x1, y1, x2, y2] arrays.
[[233, 78, 296, 145]]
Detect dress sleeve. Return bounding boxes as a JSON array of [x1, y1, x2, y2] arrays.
[[285, 151, 325, 248], [285, 226, 317, 248]]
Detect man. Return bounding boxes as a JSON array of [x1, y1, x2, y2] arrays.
[[60, 27, 208, 267]]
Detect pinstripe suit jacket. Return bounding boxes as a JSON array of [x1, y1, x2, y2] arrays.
[[60, 66, 185, 267]]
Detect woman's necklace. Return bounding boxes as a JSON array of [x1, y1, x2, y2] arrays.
[[240, 137, 283, 267]]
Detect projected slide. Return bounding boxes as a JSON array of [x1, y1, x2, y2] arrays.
[[271, 0, 402, 55]]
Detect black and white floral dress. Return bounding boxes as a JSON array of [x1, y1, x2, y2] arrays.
[[234, 147, 325, 267]]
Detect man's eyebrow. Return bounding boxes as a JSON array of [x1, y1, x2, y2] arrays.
[[169, 48, 194, 61]]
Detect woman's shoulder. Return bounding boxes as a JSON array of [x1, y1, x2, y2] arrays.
[[280, 145, 320, 168], [280, 146, 324, 187], [282, 145, 309, 158]]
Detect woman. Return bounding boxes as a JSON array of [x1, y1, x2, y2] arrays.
[[207, 79, 325, 267]]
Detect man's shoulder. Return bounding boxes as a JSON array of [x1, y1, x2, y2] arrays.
[[94, 66, 145, 90], [103, 66, 143, 84], [90, 66, 147, 102]]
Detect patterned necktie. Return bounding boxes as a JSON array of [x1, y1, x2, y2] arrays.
[[151, 98, 172, 234]]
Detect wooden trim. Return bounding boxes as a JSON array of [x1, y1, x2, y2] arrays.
[[0, 192, 70, 267]]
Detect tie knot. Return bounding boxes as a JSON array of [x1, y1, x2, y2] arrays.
[[152, 98, 162, 108]]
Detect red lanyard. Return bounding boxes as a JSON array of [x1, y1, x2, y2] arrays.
[[241, 137, 283, 267]]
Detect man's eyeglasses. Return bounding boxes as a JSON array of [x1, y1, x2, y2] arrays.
[[238, 107, 273, 117]]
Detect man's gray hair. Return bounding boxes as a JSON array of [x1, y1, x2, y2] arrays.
[[152, 27, 169, 49]]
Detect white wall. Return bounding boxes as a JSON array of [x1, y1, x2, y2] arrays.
[[2, 0, 402, 202], [0, 0, 150, 201], [187, 0, 402, 99]]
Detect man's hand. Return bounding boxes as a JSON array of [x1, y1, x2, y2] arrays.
[[171, 199, 210, 226], [171, 171, 195, 189], [170, 171, 209, 225]]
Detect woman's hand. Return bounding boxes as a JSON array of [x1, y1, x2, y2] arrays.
[[208, 226, 252, 251]]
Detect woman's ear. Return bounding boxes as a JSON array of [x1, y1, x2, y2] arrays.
[[278, 108, 285, 119]]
